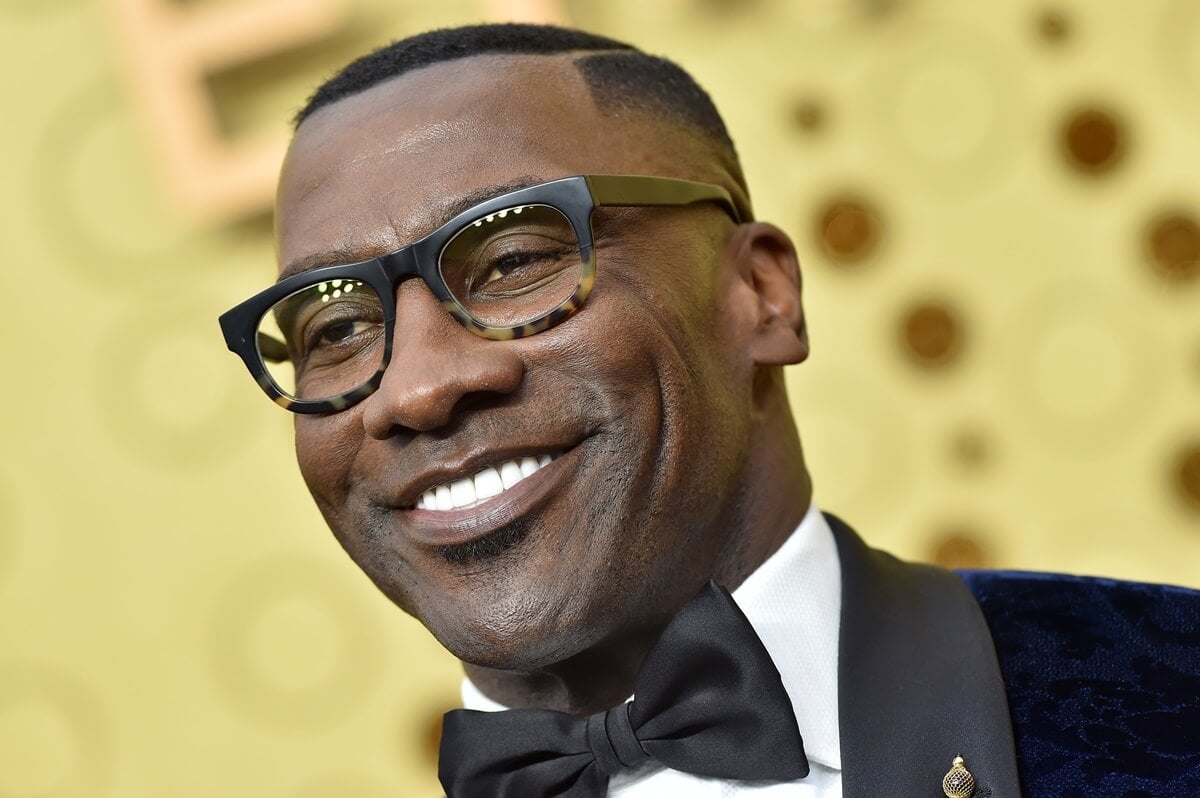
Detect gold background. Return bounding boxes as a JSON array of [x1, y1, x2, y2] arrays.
[[2, 0, 1198, 795]]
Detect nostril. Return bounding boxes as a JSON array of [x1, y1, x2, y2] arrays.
[[360, 338, 526, 439]]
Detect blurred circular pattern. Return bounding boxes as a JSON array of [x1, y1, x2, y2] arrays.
[[930, 528, 991, 570], [1007, 286, 1158, 448], [1036, 8, 1072, 44], [1144, 211, 1200, 283], [900, 300, 964, 368], [694, 0, 760, 15], [790, 98, 826, 133], [815, 196, 882, 265], [1060, 105, 1127, 175], [950, 427, 992, 470], [862, 23, 1024, 192], [785, 367, 910, 522], [0, 664, 113, 797], [95, 301, 257, 469], [1175, 442, 1200, 512], [33, 82, 197, 291], [208, 553, 385, 730]]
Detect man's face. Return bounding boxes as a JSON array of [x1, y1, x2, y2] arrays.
[[278, 55, 759, 670]]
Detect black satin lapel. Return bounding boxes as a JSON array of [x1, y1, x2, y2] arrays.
[[828, 514, 1022, 798]]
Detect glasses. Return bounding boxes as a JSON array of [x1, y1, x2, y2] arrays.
[[219, 174, 740, 414]]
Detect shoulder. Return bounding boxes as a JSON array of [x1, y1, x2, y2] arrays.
[[958, 570, 1200, 797], [959, 569, 1200, 671]]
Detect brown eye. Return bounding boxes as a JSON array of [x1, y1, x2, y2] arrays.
[[438, 204, 584, 327], [476, 246, 573, 292], [313, 319, 376, 347], [256, 279, 387, 401]]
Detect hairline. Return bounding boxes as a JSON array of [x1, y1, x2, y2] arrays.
[[293, 50, 749, 199]]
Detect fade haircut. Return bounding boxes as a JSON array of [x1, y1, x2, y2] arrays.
[[295, 23, 744, 188]]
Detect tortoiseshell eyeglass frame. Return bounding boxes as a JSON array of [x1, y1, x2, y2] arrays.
[[219, 174, 741, 414]]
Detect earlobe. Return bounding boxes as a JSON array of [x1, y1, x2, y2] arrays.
[[729, 222, 809, 367]]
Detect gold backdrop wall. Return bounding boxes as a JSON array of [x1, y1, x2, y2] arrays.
[[2, 0, 1198, 795]]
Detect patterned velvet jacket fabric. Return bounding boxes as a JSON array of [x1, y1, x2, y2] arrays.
[[961, 571, 1200, 798]]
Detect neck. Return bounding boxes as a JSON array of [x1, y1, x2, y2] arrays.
[[463, 623, 666, 715], [463, 392, 811, 716]]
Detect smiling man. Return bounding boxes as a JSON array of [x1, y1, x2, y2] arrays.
[[219, 23, 1200, 798]]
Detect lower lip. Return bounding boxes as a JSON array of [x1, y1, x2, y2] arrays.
[[402, 447, 580, 548]]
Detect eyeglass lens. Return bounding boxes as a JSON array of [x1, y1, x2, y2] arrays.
[[255, 203, 583, 402]]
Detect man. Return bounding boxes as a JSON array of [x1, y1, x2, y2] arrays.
[[219, 23, 1200, 798]]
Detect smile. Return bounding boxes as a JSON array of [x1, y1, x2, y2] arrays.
[[414, 454, 558, 512]]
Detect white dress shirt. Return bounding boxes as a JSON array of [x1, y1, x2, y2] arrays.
[[461, 503, 844, 797]]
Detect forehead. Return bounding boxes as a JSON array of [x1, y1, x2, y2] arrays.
[[276, 54, 687, 272]]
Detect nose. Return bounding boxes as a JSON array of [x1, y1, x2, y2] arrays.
[[360, 280, 525, 438]]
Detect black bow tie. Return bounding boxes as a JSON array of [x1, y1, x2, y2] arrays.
[[438, 581, 809, 798]]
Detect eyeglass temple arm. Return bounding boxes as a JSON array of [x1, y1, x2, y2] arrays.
[[584, 175, 742, 224], [257, 332, 289, 364]]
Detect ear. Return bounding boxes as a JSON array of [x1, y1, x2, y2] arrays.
[[725, 222, 809, 366]]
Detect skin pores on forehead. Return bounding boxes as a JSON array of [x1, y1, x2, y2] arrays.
[[278, 54, 810, 715]]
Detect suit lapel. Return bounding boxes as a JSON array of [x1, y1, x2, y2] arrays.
[[828, 514, 1022, 797]]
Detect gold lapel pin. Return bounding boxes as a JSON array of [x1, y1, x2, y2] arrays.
[[942, 755, 976, 798]]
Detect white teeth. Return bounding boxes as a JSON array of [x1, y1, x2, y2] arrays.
[[415, 454, 558, 511], [474, 467, 503, 500], [499, 461, 524, 490], [435, 484, 453, 511], [450, 477, 476, 507]]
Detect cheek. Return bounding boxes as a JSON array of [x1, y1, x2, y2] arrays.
[[293, 415, 362, 516], [577, 245, 744, 489]]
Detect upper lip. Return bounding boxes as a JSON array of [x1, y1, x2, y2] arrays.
[[385, 440, 581, 509]]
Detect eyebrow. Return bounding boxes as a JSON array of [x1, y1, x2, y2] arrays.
[[278, 175, 544, 282]]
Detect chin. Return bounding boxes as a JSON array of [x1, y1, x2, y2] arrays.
[[428, 597, 604, 672], [413, 553, 621, 672]]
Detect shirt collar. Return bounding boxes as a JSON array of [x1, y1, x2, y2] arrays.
[[729, 502, 842, 770], [461, 503, 843, 771]]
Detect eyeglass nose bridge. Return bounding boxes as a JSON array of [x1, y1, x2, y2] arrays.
[[378, 240, 467, 330], [379, 244, 420, 285]]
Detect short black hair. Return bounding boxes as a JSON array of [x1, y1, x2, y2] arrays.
[[295, 23, 738, 161]]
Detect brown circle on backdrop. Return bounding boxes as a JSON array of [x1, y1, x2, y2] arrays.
[[930, 529, 992, 570], [816, 197, 882, 265], [791, 99, 826, 133], [1176, 442, 1200, 511], [1061, 106, 1127, 175], [901, 301, 963, 367], [1145, 212, 1200, 283], [1037, 9, 1071, 43], [951, 427, 991, 469]]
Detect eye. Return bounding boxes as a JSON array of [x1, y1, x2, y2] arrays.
[[302, 309, 382, 356], [479, 250, 563, 287], [314, 319, 375, 346]]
